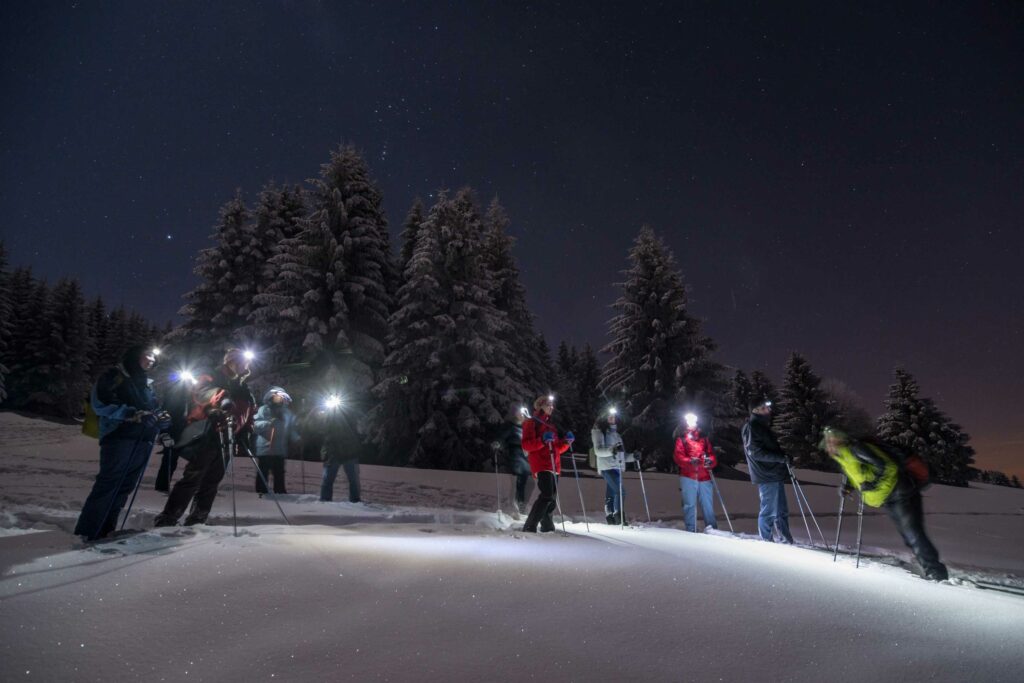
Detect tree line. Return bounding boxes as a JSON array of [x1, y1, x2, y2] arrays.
[[0, 242, 167, 416], [2, 144, 1018, 489]]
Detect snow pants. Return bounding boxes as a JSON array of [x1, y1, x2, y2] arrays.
[[75, 436, 154, 540], [320, 458, 360, 502], [757, 481, 794, 543], [155, 442, 228, 526], [154, 446, 179, 492], [523, 471, 559, 532], [255, 455, 287, 494], [885, 490, 948, 580], [681, 477, 717, 532], [601, 468, 624, 518]]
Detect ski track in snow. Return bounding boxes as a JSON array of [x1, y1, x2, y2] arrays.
[[1, 412, 1023, 682]]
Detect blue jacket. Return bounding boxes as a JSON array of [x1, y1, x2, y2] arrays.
[[253, 388, 300, 457], [91, 364, 164, 444]]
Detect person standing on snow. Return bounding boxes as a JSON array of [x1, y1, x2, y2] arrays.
[[495, 407, 531, 515], [741, 399, 794, 543], [821, 428, 949, 581], [673, 413, 718, 533], [316, 397, 363, 503], [153, 348, 256, 527], [75, 345, 170, 541], [591, 408, 630, 525], [252, 386, 300, 496], [521, 395, 574, 533]]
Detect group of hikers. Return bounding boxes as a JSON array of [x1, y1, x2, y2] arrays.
[[74, 343, 949, 583], [74, 346, 362, 541]]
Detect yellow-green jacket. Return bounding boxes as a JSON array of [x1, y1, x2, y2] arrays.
[[829, 441, 899, 507]]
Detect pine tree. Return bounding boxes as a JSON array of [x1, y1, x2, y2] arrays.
[[820, 378, 874, 436], [38, 278, 92, 417], [251, 146, 393, 396], [555, 341, 582, 432], [775, 352, 831, 469], [600, 226, 722, 468], [573, 344, 603, 450], [370, 189, 524, 470], [1012, 475, 1022, 489], [0, 242, 12, 403], [876, 368, 974, 486], [5, 271, 50, 407], [480, 197, 549, 399], [749, 371, 779, 407], [398, 199, 425, 271], [85, 297, 108, 380], [174, 191, 250, 355]]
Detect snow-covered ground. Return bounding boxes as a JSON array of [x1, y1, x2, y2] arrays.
[[1, 411, 1022, 682]]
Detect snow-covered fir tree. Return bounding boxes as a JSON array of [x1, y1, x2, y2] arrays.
[[398, 199, 425, 272], [481, 197, 549, 399], [174, 191, 250, 355], [370, 189, 525, 470], [775, 352, 832, 469], [0, 243, 12, 403], [251, 146, 393, 396], [572, 344, 603, 451], [600, 226, 723, 469], [37, 278, 92, 417], [5, 270, 50, 408], [555, 341, 582, 431], [877, 368, 974, 486], [249, 182, 307, 292]]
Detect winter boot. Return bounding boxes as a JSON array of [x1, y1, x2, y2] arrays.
[[924, 563, 949, 582], [183, 511, 209, 526], [539, 513, 556, 533], [152, 513, 178, 528], [606, 514, 616, 525]]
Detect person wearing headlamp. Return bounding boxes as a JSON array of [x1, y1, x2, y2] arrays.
[[741, 399, 794, 543], [520, 394, 573, 532], [253, 387, 300, 496], [154, 347, 255, 527], [673, 412, 718, 532], [592, 407, 631, 525]]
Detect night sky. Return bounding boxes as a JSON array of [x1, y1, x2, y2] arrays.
[[2, 2, 1021, 476]]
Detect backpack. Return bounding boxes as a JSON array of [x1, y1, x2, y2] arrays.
[[864, 437, 931, 490], [81, 399, 99, 439]]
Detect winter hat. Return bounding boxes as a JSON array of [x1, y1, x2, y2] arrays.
[[748, 398, 772, 413], [121, 345, 152, 376], [264, 386, 292, 404]]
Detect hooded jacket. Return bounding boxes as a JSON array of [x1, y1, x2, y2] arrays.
[[253, 387, 301, 457], [91, 346, 166, 443]]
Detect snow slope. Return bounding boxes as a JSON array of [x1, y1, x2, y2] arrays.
[[1, 412, 1022, 682]]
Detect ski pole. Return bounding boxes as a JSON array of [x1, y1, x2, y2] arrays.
[[241, 444, 291, 526], [855, 493, 865, 569], [119, 439, 159, 530], [547, 440, 568, 535], [792, 474, 831, 551], [225, 417, 238, 538], [301, 452, 306, 495], [491, 443, 504, 517], [618, 459, 625, 529], [833, 475, 847, 562], [786, 461, 814, 545], [706, 460, 733, 533], [634, 455, 651, 523], [567, 444, 590, 532]]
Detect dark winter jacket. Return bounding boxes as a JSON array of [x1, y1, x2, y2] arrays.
[[253, 388, 301, 457], [497, 422, 529, 473], [741, 413, 788, 484], [316, 406, 364, 465], [674, 429, 718, 481], [91, 347, 166, 444], [522, 411, 570, 476]]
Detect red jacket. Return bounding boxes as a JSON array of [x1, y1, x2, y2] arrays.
[[522, 411, 570, 475], [674, 429, 717, 481]]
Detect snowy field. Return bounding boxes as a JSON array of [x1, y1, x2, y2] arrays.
[[1, 412, 1022, 682]]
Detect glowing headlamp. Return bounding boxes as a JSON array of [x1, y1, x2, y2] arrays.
[[324, 394, 343, 410], [609, 406, 618, 416], [684, 412, 698, 428], [243, 350, 256, 361], [152, 347, 162, 357], [179, 370, 197, 385]]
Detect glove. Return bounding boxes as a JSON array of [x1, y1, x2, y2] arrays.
[[542, 432, 555, 444], [612, 443, 624, 454], [565, 431, 575, 442]]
